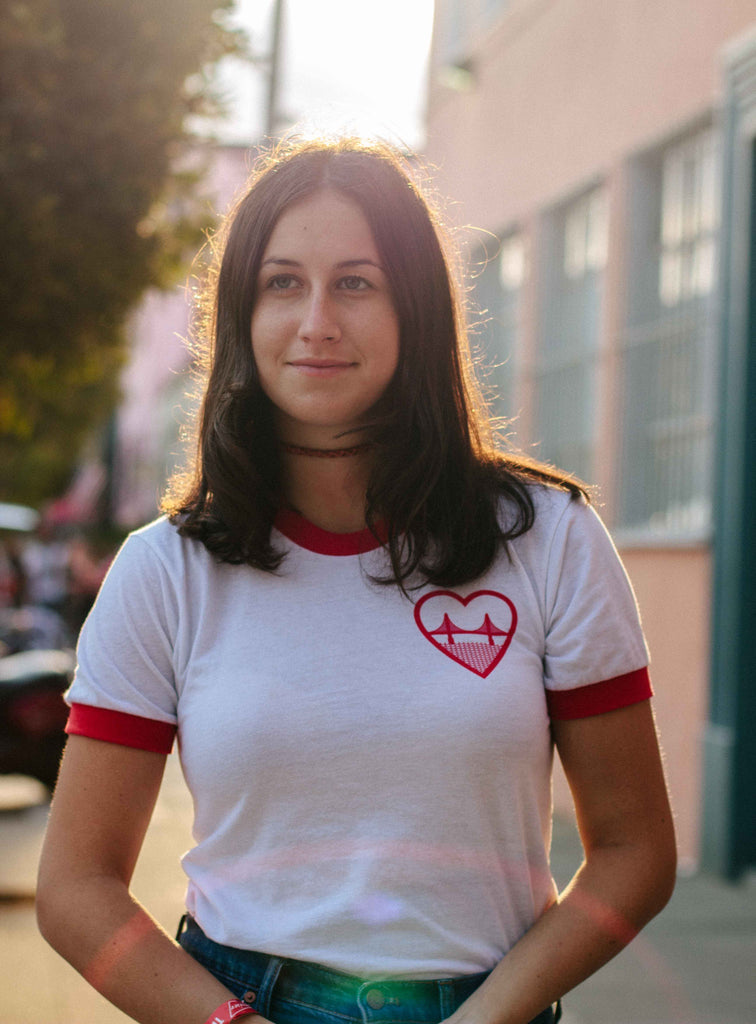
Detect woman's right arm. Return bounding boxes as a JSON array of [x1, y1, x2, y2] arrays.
[[37, 735, 270, 1024]]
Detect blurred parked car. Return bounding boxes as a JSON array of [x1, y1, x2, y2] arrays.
[[0, 502, 39, 533], [0, 648, 73, 791], [0, 502, 75, 791]]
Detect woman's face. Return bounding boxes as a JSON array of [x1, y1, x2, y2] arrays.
[[251, 190, 400, 448]]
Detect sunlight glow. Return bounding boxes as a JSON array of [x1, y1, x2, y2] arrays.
[[214, 0, 436, 149]]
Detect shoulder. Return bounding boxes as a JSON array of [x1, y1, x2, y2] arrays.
[[127, 514, 187, 552], [499, 481, 589, 544], [525, 482, 578, 523], [500, 483, 626, 585], [116, 515, 210, 573], [91, 517, 219, 618]]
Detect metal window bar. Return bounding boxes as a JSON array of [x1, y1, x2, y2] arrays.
[[533, 187, 606, 482], [619, 307, 716, 534], [618, 127, 720, 537]]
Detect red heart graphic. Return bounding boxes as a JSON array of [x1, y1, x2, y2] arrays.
[[414, 589, 518, 678]]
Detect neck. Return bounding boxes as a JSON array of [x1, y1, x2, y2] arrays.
[[280, 441, 374, 459], [279, 444, 373, 533]]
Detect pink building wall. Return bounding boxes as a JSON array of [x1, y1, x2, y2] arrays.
[[427, 0, 755, 231], [426, 0, 756, 867], [623, 546, 711, 871]]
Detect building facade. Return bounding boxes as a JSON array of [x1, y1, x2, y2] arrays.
[[425, 0, 756, 875]]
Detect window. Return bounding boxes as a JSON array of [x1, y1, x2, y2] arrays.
[[469, 231, 526, 431], [659, 131, 718, 307], [619, 126, 720, 536], [434, 0, 512, 71], [433, 0, 470, 67], [532, 186, 608, 482]]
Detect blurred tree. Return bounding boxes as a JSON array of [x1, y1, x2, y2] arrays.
[[0, 0, 242, 505]]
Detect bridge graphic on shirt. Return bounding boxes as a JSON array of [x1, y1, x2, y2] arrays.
[[414, 589, 518, 678], [428, 613, 512, 646]]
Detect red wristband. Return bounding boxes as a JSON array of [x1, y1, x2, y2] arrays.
[[204, 998, 257, 1023]]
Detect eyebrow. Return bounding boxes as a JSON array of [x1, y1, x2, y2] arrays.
[[260, 258, 385, 272]]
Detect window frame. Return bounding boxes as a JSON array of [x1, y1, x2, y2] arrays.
[[614, 117, 721, 545]]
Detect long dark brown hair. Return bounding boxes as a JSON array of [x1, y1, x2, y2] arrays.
[[162, 135, 586, 587]]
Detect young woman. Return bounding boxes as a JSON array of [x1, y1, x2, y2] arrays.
[[37, 137, 676, 1024]]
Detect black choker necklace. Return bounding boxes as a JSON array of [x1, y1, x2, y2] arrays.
[[280, 441, 374, 459]]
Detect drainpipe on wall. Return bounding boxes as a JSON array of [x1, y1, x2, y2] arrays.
[[702, 27, 756, 880]]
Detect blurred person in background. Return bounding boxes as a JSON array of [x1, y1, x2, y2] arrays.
[[65, 531, 118, 635], [20, 518, 70, 617], [0, 519, 71, 653], [0, 535, 28, 611], [37, 137, 676, 1024]]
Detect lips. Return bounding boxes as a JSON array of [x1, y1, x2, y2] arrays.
[[287, 359, 356, 377]]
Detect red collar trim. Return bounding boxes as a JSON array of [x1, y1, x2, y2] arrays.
[[274, 509, 387, 556]]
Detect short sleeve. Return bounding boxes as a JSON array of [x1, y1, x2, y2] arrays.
[[542, 498, 652, 719], [65, 530, 179, 752]]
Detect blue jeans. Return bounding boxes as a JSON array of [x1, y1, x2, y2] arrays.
[[178, 915, 561, 1024]]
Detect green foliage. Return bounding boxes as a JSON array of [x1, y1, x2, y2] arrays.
[[0, 0, 243, 505]]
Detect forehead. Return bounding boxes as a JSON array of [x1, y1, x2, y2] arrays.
[[262, 189, 380, 261]]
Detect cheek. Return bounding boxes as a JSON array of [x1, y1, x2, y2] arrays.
[[250, 308, 278, 366], [382, 325, 401, 380]]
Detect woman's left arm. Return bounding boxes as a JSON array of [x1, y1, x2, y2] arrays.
[[447, 699, 677, 1024]]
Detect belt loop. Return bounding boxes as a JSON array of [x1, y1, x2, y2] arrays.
[[174, 913, 188, 942], [438, 978, 455, 1019], [255, 955, 284, 1018]]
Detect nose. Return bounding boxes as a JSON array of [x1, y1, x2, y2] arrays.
[[297, 289, 341, 344]]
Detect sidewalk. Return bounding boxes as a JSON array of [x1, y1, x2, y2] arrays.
[[550, 815, 756, 1024]]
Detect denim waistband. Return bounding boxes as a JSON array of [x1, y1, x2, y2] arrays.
[[177, 915, 560, 1024]]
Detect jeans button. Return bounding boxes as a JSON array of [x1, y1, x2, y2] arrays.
[[365, 988, 385, 1010], [242, 991, 256, 1004]]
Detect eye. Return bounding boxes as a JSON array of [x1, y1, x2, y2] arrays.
[[266, 274, 299, 291], [338, 275, 371, 291]]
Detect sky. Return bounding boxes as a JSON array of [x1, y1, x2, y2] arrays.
[[210, 0, 437, 150]]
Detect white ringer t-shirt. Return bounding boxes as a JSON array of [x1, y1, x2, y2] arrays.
[[66, 486, 651, 979]]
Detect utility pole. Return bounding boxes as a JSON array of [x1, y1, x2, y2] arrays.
[[264, 0, 284, 136], [250, 0, 285, 138]]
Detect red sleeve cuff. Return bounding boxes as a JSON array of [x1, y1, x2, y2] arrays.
[[66, 703, 176, 753], [546, 666, 652, 720]]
